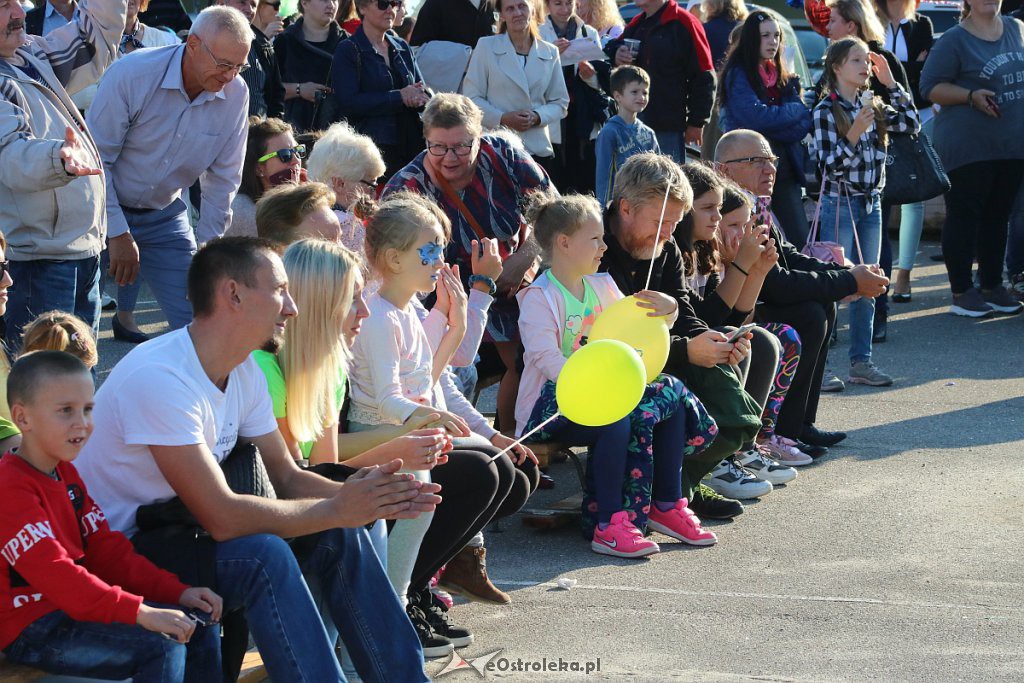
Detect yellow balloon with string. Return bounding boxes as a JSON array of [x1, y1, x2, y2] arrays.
[[588, 296, 671, 383]]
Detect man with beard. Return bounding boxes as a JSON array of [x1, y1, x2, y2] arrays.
[[716, 129, 889, 451], [87, 5, 250, 336], [75, 236, 439, 682], [0, 0, 124, 352], [599, 152, 758, 521]]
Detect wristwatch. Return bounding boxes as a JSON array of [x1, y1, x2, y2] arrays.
[[295, 83, 301, 97], [468, 274, 497, 295]]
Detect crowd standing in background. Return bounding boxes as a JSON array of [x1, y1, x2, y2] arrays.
[[1, 0, 1023, 678]]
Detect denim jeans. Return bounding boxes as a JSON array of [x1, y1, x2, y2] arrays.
[[118, 198, 196, 329], [215, 531, 428, 683], [2, 605, 221, 682], [653, 129, 686, 164], [895, 117, 933, 273], [4, 255, 100, 354], [820, 193, 882, 363]]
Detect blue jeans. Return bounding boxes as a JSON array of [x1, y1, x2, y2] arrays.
[[118, 199, 196, 329], [3, 605, 220, 682], [653, 129, 687, 164], [820, 193, 882, 363], [4, 255, 100, 354], [215, 531, 428, 683]]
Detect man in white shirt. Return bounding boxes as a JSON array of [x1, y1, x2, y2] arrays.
[[76, 236, 437, 681], [88, 5, 250, 335]]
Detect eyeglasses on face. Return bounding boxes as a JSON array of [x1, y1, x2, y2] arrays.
[[722, 155, 780, 168], [426, 141, 474, 157], [198, 39, 250, 74], [359, 178, 380, 189], [376, 0, 402, 9], [258, 145, 306, 164]]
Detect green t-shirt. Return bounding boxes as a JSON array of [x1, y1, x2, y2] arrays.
[[252, 350, 346, 459], [548, 273, 602, 358], [0, 363, 17, 442]]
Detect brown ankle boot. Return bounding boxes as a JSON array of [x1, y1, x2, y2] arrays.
[[438, 546, 510, 605]]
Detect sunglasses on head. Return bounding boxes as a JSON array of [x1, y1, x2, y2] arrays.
[[257, 145, 306, 164], [376, 0, 402, 9]]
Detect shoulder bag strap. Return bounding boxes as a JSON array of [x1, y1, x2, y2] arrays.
[[433, 169, 488, 241]]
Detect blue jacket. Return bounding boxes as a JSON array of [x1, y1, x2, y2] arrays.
[[331, 27, 424, 147], [718, 68, 810, 177], [594, 115, 660, 208]]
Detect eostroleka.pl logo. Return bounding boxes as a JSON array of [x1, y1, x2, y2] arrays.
[[435, 650, 602, 678]]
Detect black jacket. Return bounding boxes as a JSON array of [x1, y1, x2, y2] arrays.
[[410, 0, 496, 47], [884, 14, 935, 108], [274, 19, 348, 131], [25, 4, 45, 35], [599, 221, 709, 367], [138, 0, 192, 33], [688, 270, 750, 328], [604, 0, 716, 132], [252, 28, 285, 119], [759, 224, 859, 306]]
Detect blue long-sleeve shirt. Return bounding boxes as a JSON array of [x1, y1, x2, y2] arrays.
[[594, 115, 660, 207]]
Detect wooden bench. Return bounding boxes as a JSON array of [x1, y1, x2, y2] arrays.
[[0, 650, 269, 683], [0, 657, 45, 683]]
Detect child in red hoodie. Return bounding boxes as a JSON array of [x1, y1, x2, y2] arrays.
[[0, 351, 223, 682]]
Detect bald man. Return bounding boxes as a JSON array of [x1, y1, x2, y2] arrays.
[[716, 129, 889, 452]]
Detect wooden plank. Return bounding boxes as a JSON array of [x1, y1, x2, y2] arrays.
[[520, 492, 584, 530], [237, 650, 269, 683]]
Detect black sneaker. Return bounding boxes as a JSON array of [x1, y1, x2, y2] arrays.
[[794, 440, 828, 459], [800, 424, 847, 447], [414, 589, 473, 648], [689, 483, 744, 519], [405, 604, 454, 659]]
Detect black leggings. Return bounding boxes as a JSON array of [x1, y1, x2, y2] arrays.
[[410, 445, 538, 589], [756, 299, 836, 439]]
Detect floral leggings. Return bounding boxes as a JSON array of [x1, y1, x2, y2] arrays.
[[523, 373, 718, 538], [758, 323, 801, 440]]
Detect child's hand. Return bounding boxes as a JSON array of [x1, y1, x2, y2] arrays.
[[435, 410, 471, 437], [433, 266, 452, 318], [137, 604, 196, 644], [179, 587, 222, 624], [443, 265, 468, 331], [751, 236, 778, 274], [867, 52, 895, 88], [490, 433, 539, 466], [471, 238, 503, 282], [846, 105, 874, 144], [634, 290, 678, 318], [735, 223, 767, 274], [394, 428, 451, 470], [403, 411, 443, 433]]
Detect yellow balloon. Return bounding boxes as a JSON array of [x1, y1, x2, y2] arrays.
[[556, 339, 646, 426], [588, 295, 671, 383]]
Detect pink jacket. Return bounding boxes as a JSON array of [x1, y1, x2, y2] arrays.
[[514, 271, 623, 436]]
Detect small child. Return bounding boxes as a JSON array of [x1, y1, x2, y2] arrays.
[[20, 311, 99, 369], [0, 351, 222, 682], [594, 65, 660, 208], [516, 193, 719, 559], [812, 37, 916, 387]]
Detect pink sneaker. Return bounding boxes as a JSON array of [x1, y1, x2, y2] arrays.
[[591, 511, 660, 558], [762, 435, 813, 467], [647, 499, 717, 546]]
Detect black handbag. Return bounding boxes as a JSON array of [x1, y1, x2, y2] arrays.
[[882, 132, 950, 205]]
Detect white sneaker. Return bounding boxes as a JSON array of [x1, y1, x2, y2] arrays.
[[704, 459, 773, 500], [734, 445, 797, 485], [101, 293, 117, 311], [762, 436, 814, 467]]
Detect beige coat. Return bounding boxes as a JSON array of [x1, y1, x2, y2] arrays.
[[0, 0, 125, 261], [463, 33, 569, 158]]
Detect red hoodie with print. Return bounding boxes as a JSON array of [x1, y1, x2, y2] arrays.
[[0, 454, 188, 649]]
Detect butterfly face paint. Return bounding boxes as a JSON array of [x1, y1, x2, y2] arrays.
[[418, 242, 444, 267]]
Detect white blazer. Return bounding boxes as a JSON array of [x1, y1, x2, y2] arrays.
[[538, 17, 604, 142], [463, 33, 569, 158]]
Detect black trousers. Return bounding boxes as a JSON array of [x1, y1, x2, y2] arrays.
[[755, 299, 836, 439], [410, 446, 538, 590], [942, 159, 1024, 293]]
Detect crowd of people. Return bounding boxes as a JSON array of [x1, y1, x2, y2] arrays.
[[0, 0, 1022, 678]]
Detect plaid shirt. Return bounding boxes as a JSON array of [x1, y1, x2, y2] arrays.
[[812, 85, 920, 197]]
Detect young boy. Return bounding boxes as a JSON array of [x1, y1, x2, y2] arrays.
[[0, 351, 223, 682], [595, 65, 661, 208]]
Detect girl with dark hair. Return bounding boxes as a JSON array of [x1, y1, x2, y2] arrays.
[[675, 164, 806, 489], [225, 117, 305, 238], [717, 10, 812, 248], [812, 37, 919, 386]]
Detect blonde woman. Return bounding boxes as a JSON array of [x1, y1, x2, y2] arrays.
[[462, 0, 569, 166], [577, 0, 624, 44], [305, 121, 387, 254], [701, 0, 748, 65]]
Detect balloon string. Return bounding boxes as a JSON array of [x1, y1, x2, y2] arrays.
[[488, 412, 562, 462], [643, 181, 672, 292]]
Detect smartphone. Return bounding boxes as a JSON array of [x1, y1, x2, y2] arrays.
[[725, 323, 758, 344], [186, 609, 214, 627], [985, 95, 1001, 118], [754, 195, 772, 228]]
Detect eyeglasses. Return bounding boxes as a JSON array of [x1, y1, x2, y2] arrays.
[[376, 0, 402, 9], [263, 0, 280, 7], [198, 39, 250, 74], [722, 155, 780, 168], [258, 145, 306, 164], [359, 178, 379, 189], [426, 141, 474, 157]]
